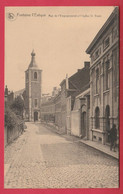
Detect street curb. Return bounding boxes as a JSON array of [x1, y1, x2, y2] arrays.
[[79, 140, 119, 160]]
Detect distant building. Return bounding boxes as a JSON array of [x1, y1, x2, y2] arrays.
[[4, 85, 14, 107], [25, 50, 42, 121], [86, 7, 119, 144], [41, 93, 52, 104], [41, 97, 55, 123], [52, 87, 60, 97]]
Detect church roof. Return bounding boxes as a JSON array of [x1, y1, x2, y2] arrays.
[[28, 50, 38, 69]]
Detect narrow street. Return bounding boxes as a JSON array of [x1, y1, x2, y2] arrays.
[[4, 122, 119, 188]]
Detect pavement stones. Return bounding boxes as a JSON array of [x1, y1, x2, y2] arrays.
[[4, 122, 119, 188]]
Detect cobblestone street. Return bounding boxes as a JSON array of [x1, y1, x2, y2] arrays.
[[4, 122, 119, 188]]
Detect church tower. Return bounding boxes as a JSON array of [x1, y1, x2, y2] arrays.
[[25, 50, 42, 121]]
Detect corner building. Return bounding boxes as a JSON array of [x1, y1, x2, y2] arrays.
[[25, 50, 42, 121], [86, 7, 119, 145]]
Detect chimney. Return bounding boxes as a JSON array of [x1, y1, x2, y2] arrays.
[[84, 61, 90, 69]]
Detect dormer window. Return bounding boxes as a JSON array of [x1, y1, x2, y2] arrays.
[[34, 72, 37, 80]]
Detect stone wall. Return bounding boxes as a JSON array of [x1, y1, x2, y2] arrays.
[[4, 123, 24, 147]]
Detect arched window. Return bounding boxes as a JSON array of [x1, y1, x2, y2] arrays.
[[95, 107, 100, 129], [105, 105, 110, 131], [34, 72, 37, 80]]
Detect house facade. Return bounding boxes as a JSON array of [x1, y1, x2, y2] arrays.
[[70, 88, 90, 139], [86, 7, 119, 144], [66, 62, 90, 136]]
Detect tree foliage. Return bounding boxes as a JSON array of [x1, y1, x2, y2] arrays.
[[5, 107, 19, 130], [11, 96, 24, 117]]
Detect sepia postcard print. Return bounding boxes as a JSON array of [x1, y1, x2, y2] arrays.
[[4, 6, 119, 189]]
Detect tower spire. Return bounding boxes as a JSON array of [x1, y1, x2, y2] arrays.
[[28, 49, 38, 68]]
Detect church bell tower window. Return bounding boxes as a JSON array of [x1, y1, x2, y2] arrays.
[[34, 72, 37, 80]]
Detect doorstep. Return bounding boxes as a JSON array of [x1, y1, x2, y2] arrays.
[[79, 139, 119, 160]]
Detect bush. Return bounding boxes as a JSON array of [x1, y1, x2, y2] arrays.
[[5, 107, 20, 130]]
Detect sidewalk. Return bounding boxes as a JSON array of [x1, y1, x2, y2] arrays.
[[62, 134, 119, 160], [79, 139, 119, 160], [41, 123, 119, 160]]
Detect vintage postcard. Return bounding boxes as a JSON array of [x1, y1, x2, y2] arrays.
[[3, 5, 120, 190]]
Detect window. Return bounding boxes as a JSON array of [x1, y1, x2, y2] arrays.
[[112, 28, 118, 42], [103, 37, 110, 50], [105, 105, 110, 131], [112, 49, 118, 101], [34, 99, 38, 107], [106, 60, 110, 90], [34, 72, 37, 80], [104, 59, 110, 91], [95, 50, 99, 60], [113, 49, 118, 84], [95, 107, 100, 129], [96, 68, 99, 94], [94, 47, 101, 61]]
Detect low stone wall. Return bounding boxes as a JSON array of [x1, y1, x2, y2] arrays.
[[41, 121, 66, 135], [4, 122, 24, 147]]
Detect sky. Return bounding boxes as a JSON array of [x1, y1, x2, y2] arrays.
[[5, 6, 115, 94]]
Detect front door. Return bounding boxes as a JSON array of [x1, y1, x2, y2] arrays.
[[34, 111, 38, 122], [81, 111, 86, 137]]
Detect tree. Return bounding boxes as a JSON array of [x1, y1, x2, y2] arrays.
[[11, 96, 24, 118], [5, 107, 19, 130]]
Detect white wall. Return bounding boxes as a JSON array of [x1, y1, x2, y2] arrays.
[[71, 110, 80, 136]]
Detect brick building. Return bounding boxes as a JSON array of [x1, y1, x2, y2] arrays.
[[40, 97, 55, 123], [25, 50, 42, 121], [86, 7, 119, 145]]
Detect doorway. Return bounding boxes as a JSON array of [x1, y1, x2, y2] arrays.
[[34, 111, 38, 122], [81, 111, 86, 138]]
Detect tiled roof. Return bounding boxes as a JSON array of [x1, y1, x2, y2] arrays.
[[68, 65, 90, 95]]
